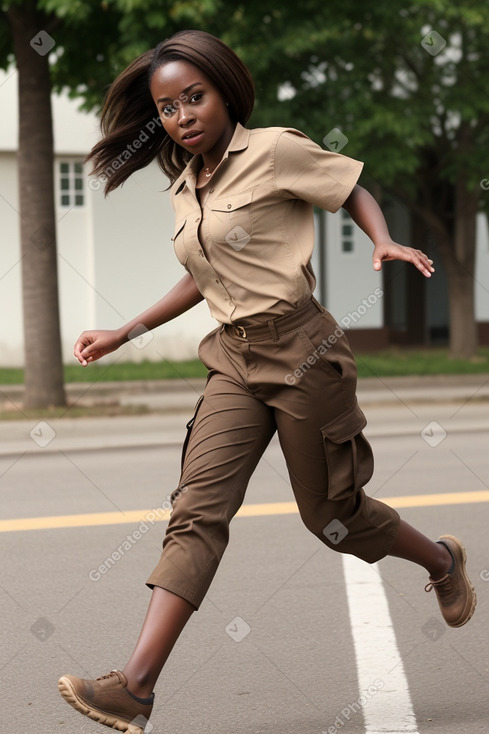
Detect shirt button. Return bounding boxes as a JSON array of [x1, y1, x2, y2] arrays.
[[209, 188, 214, 193], [227, 204, 232, 209], [194, 217, 200, 223]]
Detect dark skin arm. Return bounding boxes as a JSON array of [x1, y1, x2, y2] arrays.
[[342, 185, 435, 278], [74, 272, 203, 365], [75, 185, 431, 365]]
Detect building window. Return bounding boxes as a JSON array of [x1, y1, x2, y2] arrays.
[[59, 161, 84, 207], [341, 210, 354, 253]]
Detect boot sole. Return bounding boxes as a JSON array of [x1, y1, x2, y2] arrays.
[[58, 676, 145, 734], [440, 534, 477, 627]]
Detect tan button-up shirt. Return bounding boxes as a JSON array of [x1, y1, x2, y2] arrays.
[[170, 123, 363, 324]]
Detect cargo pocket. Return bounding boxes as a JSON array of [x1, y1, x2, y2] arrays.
[[180, 394, 204, 471], [320, 400, 374, 500]]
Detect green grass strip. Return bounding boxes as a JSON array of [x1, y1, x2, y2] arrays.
[[0, 349, 488, 385]]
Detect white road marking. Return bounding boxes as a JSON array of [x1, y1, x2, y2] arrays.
[[343, 554, 419, 733]]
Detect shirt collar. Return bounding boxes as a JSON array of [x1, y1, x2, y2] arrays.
[[173, 122, 250, 194], [225, 122, 250, 154]]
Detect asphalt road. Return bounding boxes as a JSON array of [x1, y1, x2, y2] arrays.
[[1, 399, 488, 733]]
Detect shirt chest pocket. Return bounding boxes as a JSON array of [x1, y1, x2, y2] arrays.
[[209, 191, 253, 250], [171, 219, 187, 266]]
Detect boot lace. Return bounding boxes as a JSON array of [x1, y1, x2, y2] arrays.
[[425, 573, 457, 604], [96, 670, 122, 682]]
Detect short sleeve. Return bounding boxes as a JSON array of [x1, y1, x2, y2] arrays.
[[273, 129, 364, 213]]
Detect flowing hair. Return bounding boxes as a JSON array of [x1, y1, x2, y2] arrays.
[[86, 30, 255, 193]]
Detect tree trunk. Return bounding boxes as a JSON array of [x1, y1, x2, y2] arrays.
[[443, 182, 479, 359], [397, 176, 480, 359], [8, 3, 66, 408], [444, 264, 477, 359]]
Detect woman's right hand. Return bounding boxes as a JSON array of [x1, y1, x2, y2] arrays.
[[73, 329, 125, 366]]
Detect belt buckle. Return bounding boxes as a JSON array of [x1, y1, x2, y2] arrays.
[[234, 324, 247, 339]]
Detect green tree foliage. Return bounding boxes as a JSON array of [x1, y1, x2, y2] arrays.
[[216, 1, 489, 357]]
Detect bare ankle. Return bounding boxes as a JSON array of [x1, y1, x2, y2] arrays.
[[123, 670, 154, 699], [428, 543, 452, 579]]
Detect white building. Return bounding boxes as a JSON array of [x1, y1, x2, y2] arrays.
[[1, 68, 488, 367]]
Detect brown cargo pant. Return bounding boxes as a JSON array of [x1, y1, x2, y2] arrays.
[[147, 297, 400, 608]]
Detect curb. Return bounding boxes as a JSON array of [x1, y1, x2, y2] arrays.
[[2, 373, 489, 404], [1, 374, 489, 457]]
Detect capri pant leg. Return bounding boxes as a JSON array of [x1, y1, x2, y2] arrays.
[[276, 402, 400, 563], [146, 371, 276, 609], [268, 309, 400, 563]]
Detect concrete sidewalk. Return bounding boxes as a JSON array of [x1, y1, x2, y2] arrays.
[[1, 373, 488, 457], [2, 373, 489, 411]]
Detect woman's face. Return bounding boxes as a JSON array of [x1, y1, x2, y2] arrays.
[[150, 60, 235, 164]]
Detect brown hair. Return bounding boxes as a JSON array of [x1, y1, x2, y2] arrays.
[[86, 30, 255, 193]]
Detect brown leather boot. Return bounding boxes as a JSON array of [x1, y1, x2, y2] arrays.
[[58, 669, 154, 732], [425, 534, 477, 628]]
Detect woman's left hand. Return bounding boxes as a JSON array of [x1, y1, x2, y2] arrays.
[[372, 239, 435, 278]]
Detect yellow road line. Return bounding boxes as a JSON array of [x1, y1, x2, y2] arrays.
[[1, 490, 489, 534]]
